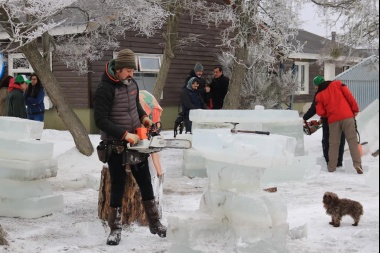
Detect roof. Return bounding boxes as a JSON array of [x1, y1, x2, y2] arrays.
[[334, 55, 379, 81], [293, 30, 374, 58], [296, 30, 330, 54]]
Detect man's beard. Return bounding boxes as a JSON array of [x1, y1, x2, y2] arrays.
[[123, 77, 133, 85]]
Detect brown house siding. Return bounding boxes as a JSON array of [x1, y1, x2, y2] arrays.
[[87, 14, 227, 108], [52, 59, 89, 108]]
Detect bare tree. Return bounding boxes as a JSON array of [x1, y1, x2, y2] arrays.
[[310, 0, 379, 52], [195, 0, 304, 109], [152, 0, 213, 101], [217, 50, 298, 109], [0, 0, 167, 155]]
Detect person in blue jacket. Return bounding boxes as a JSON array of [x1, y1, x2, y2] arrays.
[[24, 73, 45, 122]]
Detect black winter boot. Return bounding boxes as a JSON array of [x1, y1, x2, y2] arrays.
[[142, 199, 167, 238], [106, 207, 122, 245]]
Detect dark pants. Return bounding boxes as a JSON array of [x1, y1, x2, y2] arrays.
[[322, 120, 345, 166], [108, 152, 154, 208], [184, 118, 192, 133], [27, 113, 44, 122]]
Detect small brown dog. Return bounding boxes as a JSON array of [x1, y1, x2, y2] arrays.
[[323, 192, 364, 227]]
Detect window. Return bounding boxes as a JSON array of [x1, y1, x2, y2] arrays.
[[113, 52, 162, 98], [8, 53, 52, 76], [294, 62, 309, 95], [138, 55, 161, 72], [8, 53, 34, 77], [343, 66, 350, 72]]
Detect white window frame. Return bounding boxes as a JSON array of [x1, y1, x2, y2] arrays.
[[137, 55, 161, 72], [8, 53, 53, 77], [294, 61, 309, 95]]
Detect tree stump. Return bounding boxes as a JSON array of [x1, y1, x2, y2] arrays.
[[98, 165, 148, 226]]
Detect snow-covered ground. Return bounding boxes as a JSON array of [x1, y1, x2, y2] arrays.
[[0, 124, 379, 253]]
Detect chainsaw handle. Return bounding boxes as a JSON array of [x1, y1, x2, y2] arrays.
[[148, 122, 162, 139]]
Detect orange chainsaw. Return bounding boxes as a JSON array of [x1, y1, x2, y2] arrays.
[[127, 122, 192, 153], [303, 120, 322, 135]]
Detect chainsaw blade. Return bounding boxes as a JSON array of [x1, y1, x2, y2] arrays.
[[149, 136, 191, 149]]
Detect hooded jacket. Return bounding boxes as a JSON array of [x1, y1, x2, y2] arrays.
[[6, 82, 27, 118], [315, 80, 359, 124], [93, 60, 147, 141], [180, 77, 207, 118]]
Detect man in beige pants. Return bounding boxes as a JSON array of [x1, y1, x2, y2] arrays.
[[314, 76, 363, 174]]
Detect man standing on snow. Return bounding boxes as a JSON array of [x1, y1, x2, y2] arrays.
[[185, 62, 207, 103], [303, 76, 345, 167], [315, 76, 363, 174], [93, 49, 166, 246], [209, 66, 229, 109], [6, 75, 29, 118]]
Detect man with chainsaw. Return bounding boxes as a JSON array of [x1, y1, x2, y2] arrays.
[[93, 49, 166, 246], [303, 76, 345, 167], [314, 76, 363, 174]]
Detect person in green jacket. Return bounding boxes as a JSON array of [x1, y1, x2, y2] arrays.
[[6, 75, 29, 119]]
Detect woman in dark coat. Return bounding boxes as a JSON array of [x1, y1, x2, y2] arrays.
[[180, 77, 207, 133], [24, 73, 45, 122]]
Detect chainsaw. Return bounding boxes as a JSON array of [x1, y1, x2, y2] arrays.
[[303, 120, 322, 135], [127, 122, 192, 153]]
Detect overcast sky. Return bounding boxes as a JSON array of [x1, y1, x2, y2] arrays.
[[299, 3, 344, 39]]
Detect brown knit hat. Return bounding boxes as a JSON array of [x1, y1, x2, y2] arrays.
[[115, 49, 136, 70]]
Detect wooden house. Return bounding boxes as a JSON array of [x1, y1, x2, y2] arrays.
[[1, 10, 369, 133]]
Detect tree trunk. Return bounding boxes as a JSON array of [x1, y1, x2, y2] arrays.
[[98, 165, 148, 226], [152, 1, 182, 101], [21, 42, 94, 156], [222, 0, 254, 109], [223, 46, 249, 109]]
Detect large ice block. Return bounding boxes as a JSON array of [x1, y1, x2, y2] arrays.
[[190, 109, 305, 156], [190, 109, 299, 123], [182, 149, 207, 178], [192, 129, 296, 167], [261, 155, 318, 185], [0, 116, 44, 140], [0, 179, 53, 199], [0, 138, 53, 161], [0, 195, 64, 218], [0, 158, 58, 180], [356, 99, 379, 135], [205, 160, 263, 192], [167, 211, 229, 246]]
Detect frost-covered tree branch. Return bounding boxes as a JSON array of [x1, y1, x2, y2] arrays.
[[189, 0, 304, 108], [309, 0, 379, 52], [0, 0, 168, 156], [1, 0, 168, 73]]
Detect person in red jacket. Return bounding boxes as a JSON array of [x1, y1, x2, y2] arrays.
[[315, 76, 363, 174]]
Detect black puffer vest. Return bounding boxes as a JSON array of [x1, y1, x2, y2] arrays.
[[94, 60, 144, 141]]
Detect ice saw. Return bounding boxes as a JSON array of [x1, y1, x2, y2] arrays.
[[127, 122, 191, 153]]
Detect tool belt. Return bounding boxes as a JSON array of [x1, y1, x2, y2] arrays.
[[96, 140, 149, 165]]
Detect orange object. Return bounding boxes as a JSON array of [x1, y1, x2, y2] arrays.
[[358, 143, 363, 157], [135, 128, 148, 140]]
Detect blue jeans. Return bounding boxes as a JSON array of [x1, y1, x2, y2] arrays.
[[27, 113, 44, 122]]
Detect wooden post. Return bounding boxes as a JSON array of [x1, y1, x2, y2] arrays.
[[98, 165, 148, 226]]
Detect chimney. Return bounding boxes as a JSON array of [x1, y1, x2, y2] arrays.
[[331, 31, 336, 42]]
